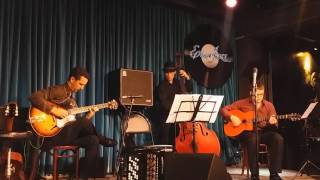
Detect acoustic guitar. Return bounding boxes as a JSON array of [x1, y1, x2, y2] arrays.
[[29, 100, 118, 137], [0, 102, 25, 180], [223, 109, 301, 137]]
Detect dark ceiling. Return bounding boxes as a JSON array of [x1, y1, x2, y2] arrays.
[[158, 0, 320, 50]]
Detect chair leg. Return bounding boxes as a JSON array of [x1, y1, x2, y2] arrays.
[[241, 144, 249, 177], [53, 149, 58, 180], [75, 149, 79, 179], [28, 149, 41, 180], [51, 146, 80, 179]]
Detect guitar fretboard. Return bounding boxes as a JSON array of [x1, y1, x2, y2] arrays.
[[256, 113, 300, 122], [276, 114, 289, 120], [68, 103, 110, 115], [276, 113, 300, 121]]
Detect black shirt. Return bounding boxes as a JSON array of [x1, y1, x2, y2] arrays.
[[157, 78, 193, 120], [29, 83, 75, 113]]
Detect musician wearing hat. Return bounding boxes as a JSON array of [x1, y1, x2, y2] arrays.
[[156, 61, 193, 145]]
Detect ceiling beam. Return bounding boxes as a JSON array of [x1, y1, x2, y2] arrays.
[[156, 0, 224, 19]]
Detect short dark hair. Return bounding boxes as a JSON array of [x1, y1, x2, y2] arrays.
[[257, 82, 265, 90], [250, 81, 264, 91], [68, 67, 90, 80]]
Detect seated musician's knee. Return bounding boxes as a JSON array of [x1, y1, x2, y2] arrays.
[[273, 133, 283, 145]]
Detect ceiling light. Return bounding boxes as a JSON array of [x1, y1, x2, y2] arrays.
[[225, 0, 237, 8]]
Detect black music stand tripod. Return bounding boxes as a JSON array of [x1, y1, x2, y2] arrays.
[[294, 102, 320, 178], [294, 134, 320, 178]]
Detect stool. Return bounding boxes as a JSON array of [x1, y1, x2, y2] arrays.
[[241, 143, 269, 177], [258, 144, 269, 167], [53, 146, 79, 180]]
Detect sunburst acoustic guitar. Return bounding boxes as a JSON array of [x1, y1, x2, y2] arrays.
[[29, 100, 118, 137], [223, 109, 301, 137]]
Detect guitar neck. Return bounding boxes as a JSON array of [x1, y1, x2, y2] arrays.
[[274, 113, 300, 121], [68, 103, 110, 115], [276, 114, 296, 120], [276, 114, 288, 120]]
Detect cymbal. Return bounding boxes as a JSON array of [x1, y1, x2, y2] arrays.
[[184, 24, 233, 88]]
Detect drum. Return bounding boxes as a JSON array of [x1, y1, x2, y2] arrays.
[[127, 145, 173, 180], [125, 112, 151, 133]]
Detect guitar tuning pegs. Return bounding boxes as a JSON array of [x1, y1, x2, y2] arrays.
[[15, 107, 19, 116], [5, 105, 9, 116]]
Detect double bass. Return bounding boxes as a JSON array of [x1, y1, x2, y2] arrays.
[[174, 54, 221, 156], [175, 122, 221, 156]]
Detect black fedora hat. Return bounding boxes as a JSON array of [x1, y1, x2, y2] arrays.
[[163, 61, 177, 72]]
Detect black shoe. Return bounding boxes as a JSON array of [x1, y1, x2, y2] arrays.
[[270, 173, 282, 180], [251, 174, 260, 180], [98, 135, 117, 147]]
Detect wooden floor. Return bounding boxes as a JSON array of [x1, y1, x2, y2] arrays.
[[40, 168, 320, 180], [227, 167, 320, 180]]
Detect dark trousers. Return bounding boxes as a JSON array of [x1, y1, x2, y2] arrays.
[[238, 131, 284, 175], [160, 123, 177, 146], [28, 118, 99, 179]]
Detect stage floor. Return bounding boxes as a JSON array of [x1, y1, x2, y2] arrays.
[[40, 167, 320, 179], [227, 167, 319, 180]]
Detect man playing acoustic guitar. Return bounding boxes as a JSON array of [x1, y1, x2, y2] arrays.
[[221, 82, 283, 180], [28, 67, 117, 179]]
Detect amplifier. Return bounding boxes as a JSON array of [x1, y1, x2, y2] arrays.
[[108, 68, 153, 106]]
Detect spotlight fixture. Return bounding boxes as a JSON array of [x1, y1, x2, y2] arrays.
[[225, 0, 237, 8]]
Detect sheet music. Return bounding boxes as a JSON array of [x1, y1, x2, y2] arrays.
[[301, 102, 318, 119], [166, 94, 224, 123]]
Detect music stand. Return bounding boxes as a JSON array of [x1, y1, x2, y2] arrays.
[[166, 94, 224, 152], [294, 101, 320, 178]]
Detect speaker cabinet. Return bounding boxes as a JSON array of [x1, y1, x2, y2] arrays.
[[80, 157, 106, 178], [108, 68, 153, 106], [163, 153, 231, 180], [125, 152, 230, 180]]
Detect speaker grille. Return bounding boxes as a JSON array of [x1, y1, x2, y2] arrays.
[[108, 68, 153, 106]]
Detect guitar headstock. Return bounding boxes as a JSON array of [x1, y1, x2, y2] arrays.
[[4, 102, 19, 117], [108, 99, 118, 110]]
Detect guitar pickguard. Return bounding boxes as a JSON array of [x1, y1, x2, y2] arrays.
[[56, 115, 76, 128]]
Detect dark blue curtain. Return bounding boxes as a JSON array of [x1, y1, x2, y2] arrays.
[[0, 0, 238, 174]]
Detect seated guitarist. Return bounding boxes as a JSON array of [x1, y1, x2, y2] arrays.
[[28, 67, 116, 179], [220, 82, 283, 180]]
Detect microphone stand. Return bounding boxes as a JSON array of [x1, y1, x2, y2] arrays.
[[252, 84, 259, 177], [116, 97, 135, 180]]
